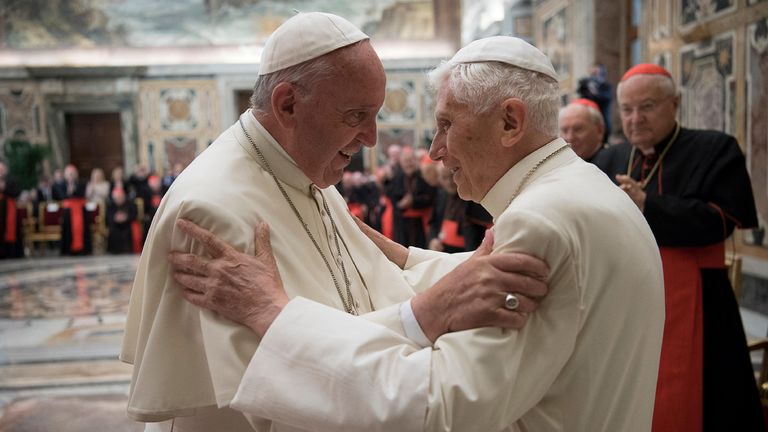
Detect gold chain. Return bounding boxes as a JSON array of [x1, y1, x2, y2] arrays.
[[626, 123, 680, 189], [508, 144, 570, 202], [239, 119, 357, 315]]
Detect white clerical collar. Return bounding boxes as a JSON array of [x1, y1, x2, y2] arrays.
[[480, 137, 571, 220], [237, 109, 313, 192]]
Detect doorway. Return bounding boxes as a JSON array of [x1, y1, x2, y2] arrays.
[[65, 113, 124, 178]]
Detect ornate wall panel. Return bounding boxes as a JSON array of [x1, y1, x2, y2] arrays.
[[745, 17, 768, 246], [679, 32, 735, 135], [0, 84, 45, 145], [540, 7, 570, 81], [681, 0, 736, 28], [138, 80, 219, 175]]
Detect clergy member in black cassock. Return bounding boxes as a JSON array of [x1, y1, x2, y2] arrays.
[[55, 164, 92, 256], [0, 169, 23, 259], [385, 148, 436, 248], [594, 63, 762, 432]]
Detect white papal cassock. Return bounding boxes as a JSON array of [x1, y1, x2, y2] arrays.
[[121, 110, 429, 431], [226, 138, 666, 432]]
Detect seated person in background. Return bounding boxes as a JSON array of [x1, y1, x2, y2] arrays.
[[106, 188, 138, 255], [86, 167, 111, 204], [0, 160, 23, 259]]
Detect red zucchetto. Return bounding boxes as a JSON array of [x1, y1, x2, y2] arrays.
[[570, 98, 600, 111], [621, 63, 672, 82]]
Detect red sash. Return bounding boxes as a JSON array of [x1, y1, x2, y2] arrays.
[[381, 196, 394, 240], [4, 197, 16, 243], [151, 194, 162, 209], [652, 242, 724, 432], [131, 220, 143, 254], [347, 203, 365, 220], [402, 207, 432, 232], [440, 219, 465, 248], [62, 198, 86, 252]]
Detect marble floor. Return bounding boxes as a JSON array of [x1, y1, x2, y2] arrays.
[[0, 255, 766, 431], [0, 255, 141, 432]]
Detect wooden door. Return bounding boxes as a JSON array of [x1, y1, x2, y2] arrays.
[[66, 113, 124, 178]]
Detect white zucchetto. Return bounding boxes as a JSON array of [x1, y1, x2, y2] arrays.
[[450, 36, 559, 81], [258, 12, 369, 75]]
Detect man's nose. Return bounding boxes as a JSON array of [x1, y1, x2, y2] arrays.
[[360, 118, 378, 148], [429, 137, 446, 161]]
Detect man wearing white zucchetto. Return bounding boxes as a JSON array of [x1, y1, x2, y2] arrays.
[[122, 12, 551, 432], [166, 26, 666, 432]]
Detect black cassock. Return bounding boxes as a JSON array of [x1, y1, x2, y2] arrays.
[[594, 126, 763, 431]]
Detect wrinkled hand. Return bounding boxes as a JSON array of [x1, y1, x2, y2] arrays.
[[397, 194, 413, 210], [412, 230, 549, 342], [353, 215, 408, 269], [615, 174, 647, 211], [168, 219, 288, 337]]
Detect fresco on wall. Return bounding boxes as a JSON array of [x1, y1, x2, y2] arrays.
[[681, 0, 736, 27], [679, 33, 735, 134], [745, 17, 768, 247], [1, 0, 438, 49]]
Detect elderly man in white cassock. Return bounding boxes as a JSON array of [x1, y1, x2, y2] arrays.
[[168, 36, 666, 431], [122, 13, 551, 432]]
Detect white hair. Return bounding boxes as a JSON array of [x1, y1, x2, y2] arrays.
[[427, 61, 560, 136], [616, 73, 677, 100], [559, 103, 604, 128]]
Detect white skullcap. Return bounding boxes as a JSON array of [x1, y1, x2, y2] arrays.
[[258, 12, 369, 75], [450, 36, 558, 81]]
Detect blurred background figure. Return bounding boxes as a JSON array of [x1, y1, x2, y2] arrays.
[[0, 160, 23, 259], [577, 62, 612, 142], [161, 162, 185, 195], [428, 165, 466, 253], [86, 168, 110, 204], [386, 146, 436, 248], [56, 164, 91, 256], [106, 188, 138, 255], [559, 98, 606, 163]]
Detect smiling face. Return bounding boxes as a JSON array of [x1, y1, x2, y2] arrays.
[[429, 80, 506, 202], [287, 42, 386, 188]]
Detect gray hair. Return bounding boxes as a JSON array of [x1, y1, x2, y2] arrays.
[[427, 61, 560, 136], [250, 40, 367, 113], [616, 73, 677, 101]]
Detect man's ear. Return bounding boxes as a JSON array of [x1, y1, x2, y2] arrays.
[[271, 82, 300, 129], [501, 98, 526, 148]]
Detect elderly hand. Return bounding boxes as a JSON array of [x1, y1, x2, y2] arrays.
[[168, 219, 288, 337], [353, 215, 409, 268], [412, 230, 550, 342], [615, 174, 647, 211]]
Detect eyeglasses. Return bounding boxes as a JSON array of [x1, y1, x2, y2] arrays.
[[619, 97, 672, 117]]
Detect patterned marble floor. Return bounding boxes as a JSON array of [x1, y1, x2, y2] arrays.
[[0, 255, 141, 431]]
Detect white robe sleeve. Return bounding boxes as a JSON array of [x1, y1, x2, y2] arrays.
[[231, 211, 582, 432]]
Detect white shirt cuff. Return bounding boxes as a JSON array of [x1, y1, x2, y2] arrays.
[[399, 299, 432, 348]]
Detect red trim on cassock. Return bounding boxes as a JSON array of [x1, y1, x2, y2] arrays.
[[4, 197, 16, 243], [62, 198, 86, 252], [151, 194, 162, 209], [652, 242, 724, 432]]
